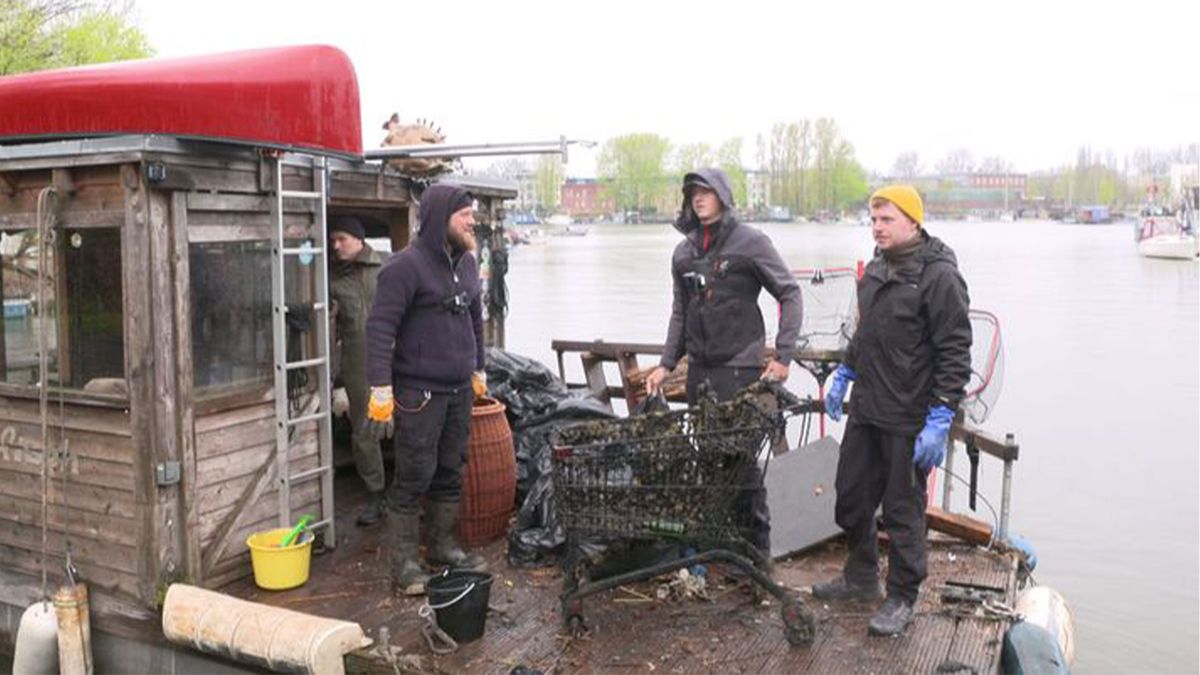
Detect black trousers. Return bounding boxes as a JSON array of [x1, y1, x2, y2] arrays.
[[386, 386, 473, 510], [835, 418, 928, 604], [686, 364, 771, 558]]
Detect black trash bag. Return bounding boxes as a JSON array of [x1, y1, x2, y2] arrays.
[[482, 348, 616, 567], [631, 390, 670, 416], [484, 348, 569, 423]]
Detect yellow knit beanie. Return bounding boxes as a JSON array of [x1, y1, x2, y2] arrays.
[[870, 185, 924, 225]]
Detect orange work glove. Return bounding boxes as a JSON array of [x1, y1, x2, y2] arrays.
[[363, 386, 394, 440], [472, 371, 488, 399]]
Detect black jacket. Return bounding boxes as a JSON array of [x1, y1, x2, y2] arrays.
[[661, 167, 803, 369], [845, 232, 972, 435], [365, 183, 484, 392]]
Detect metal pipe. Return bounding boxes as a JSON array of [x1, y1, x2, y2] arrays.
[[942, 437, 955, 511], [364, 136, 596, 162], [999, 433, 1015, 541]]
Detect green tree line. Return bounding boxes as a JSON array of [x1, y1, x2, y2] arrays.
[[597, 120, 870, 219], [1, 0, 153, 76]]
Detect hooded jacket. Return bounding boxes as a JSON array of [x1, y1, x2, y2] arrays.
[[844, 231, 972, 434], [661, 167, 803, 370], [365, 183, 484, 392]]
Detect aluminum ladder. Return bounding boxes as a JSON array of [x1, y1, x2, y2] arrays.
[[270, 153, 336, 547]]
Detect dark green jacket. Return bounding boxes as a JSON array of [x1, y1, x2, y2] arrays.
[[331, 243, 385, 347]]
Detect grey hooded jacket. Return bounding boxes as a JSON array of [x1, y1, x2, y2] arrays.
[[660, 167, 803, 370]]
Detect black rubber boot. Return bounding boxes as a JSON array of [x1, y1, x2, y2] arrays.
[[387, 507, 429, 595], [868, 595, 915, 636], [355, 491, 386, 527], [812, 575, 884, 602], [424, 500, 487, 571]]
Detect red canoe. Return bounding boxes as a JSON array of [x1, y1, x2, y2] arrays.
[[0, 44, 362, 157]]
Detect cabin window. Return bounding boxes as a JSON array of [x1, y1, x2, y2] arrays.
[[189, 240, 273, 390], [0, 227, 125, 391]]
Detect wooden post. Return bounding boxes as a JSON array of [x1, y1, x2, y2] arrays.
[[170, 191, 201, 585]]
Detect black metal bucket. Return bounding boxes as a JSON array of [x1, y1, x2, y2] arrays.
[[425, 570, 493, 643]]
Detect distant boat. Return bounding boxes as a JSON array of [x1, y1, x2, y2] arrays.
[[545, 213, 573, 227], [549, 224, 589, 237], [1135, 206, 1197, 260]]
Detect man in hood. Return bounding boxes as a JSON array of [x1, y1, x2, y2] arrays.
[[328, 215, 387, 526], [364, 183, 487, 595], [817, 185, 972, 637], [645, 167, 803, 565]]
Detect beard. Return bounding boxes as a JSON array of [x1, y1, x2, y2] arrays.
[[449, 226, 477, 253]]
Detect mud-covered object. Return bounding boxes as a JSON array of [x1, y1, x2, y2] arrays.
[[482, 348, 615, 567]]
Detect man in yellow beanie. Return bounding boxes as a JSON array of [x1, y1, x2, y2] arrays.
[[815, 185, 972, 637]]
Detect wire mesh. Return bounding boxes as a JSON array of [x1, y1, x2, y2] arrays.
[[551, 396, 783, 545]]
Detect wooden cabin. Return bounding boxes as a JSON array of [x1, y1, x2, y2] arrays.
[[0, 45, 516, 625]]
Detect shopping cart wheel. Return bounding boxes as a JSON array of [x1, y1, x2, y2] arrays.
[[562, 598, 587, 636], [781, 599, 815, 646]]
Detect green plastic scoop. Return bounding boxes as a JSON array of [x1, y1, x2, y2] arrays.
[[280, 514, 313, 547]]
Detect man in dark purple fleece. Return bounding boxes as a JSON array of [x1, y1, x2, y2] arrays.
[[365, 182, 487, 595]]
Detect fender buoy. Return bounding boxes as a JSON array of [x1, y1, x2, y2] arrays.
[[12, 601, 59, 674], [1002, 586, 1075, 674]]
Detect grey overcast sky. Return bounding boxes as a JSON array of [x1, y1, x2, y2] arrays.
[[135, 0, 1199, 177]]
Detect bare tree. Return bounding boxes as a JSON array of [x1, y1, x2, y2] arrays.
[[935, 148, 975, 176], [891, 151, 921, 178]]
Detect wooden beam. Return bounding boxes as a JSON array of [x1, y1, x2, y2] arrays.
[[0, 171, 14, 196], [950, 424, 1019, 462], [925, 505, 992, 547]]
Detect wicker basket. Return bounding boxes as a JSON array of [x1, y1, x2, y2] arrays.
[[458, 397, 516, 546]]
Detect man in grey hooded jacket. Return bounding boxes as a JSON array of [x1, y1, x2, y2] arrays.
[[645, 167, 803, 562]]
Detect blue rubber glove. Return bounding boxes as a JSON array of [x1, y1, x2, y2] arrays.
[[913, 405, 954, 473], [824, 364, 856, 421], [1004, 533, 1038, 572]]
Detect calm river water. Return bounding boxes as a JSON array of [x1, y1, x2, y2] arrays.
[[501, 219, 1199, 674]]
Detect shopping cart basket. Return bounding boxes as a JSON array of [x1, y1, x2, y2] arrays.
[[550, 382, 817, 646]]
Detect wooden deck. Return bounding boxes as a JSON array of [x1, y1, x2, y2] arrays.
[[217, 470, 1018, 674]]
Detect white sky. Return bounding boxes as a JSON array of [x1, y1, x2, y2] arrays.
[[134, 0, 1199, 177]]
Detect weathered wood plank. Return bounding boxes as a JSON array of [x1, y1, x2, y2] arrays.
[[121, 162, 160, 605], [926, 506, 993, 547], [0, 417, 135, 464], [202, 491, 322, 581], [200, 444, 276, 574], [0, 152, 146, 173], [0, 470, 135, 518], [182, 215, 315, 242], [0, 398, 132, 437], [0, 494, 137, 546], [0, 541, 140, 600], [172, 190, 203, 585], [196, 435, 317, 488], [0, 454, 135, 491], [198, 470, 321, 543], [185, 192, 319, 214], [0, 521, 139, 575], [194, 400, 275, 434], [195, 416, 275, 461], [148, 184, 186, 597]]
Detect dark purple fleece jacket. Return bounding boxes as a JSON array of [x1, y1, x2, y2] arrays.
[[365, 183, 484, 392]]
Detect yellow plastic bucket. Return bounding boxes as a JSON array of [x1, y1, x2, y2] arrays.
[[246, 527, 313, 590]]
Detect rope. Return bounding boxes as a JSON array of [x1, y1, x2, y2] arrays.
[[417, 601, 461, 654], [937, 464, 1001, 549], [35, 187, 57, 600]]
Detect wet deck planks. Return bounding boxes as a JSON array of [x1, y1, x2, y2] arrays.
[[220, 472, 1017, 674]]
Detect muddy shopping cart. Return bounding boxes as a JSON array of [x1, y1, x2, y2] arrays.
[[550, 383, 817, 646]]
